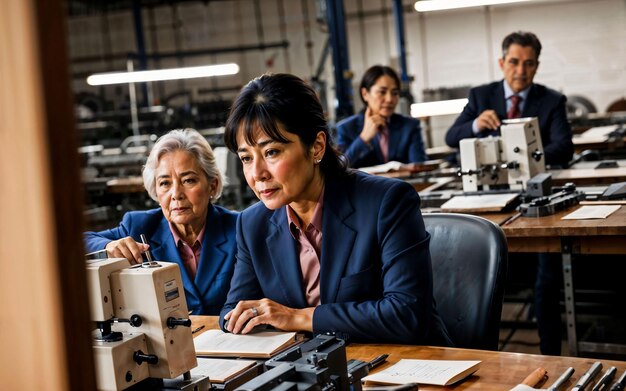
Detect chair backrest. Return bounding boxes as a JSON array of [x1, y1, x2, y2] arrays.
[[423, 213, 508, 350]]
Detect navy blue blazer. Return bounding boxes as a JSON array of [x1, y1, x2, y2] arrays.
[[220, 172, 452, 346], [445, 81, 573, 166], [336, 112, 427, 168], [84, 204, 238, 315]]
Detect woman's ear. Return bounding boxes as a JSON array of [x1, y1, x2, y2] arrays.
[[209, 177, 218, 198], [312, 131, 327, 162], [360, 87, 369, 105]]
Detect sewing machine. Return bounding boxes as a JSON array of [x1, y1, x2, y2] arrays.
[[86, 256, 208, 391], [458, 117, 545, 192]]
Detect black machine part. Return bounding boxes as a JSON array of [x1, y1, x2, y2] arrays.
[[518, 182, 585, 217], [161, 374, 212, 391], [237, 335, 367, 391], [526, 172, 553, 198], [601, 181, 626, 200]]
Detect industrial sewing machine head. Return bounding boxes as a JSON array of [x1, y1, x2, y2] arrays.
[[458, 117, 545, 192], [86, 254, 204, 391]]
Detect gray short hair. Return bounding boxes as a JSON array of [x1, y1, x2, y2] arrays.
[[142, 128, 224, 202]]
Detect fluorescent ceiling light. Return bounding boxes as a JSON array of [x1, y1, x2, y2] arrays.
[[415, 0, 532, 12], [411, 98, 468, 117], [87, 63, 240, 86]]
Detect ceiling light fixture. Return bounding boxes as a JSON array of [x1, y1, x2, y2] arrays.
[[411, 98, 469, 117], [86, 63, 240, 86], [414, 0, 532, 12]]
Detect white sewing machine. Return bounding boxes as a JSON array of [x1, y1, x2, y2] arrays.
[[458, 117, 545, 192], [86, 255, 208, 391]]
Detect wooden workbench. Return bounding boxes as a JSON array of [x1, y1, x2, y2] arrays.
[[190, 316, 626, 391]]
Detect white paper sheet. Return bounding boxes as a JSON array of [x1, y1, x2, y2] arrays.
[[440, 193, 519, 212], [192, 358, 256, 383], [561, 205, 621, 220], [193, 329, 297, 357], [359, 161, 404, 174], [362, 359, 481, 386], [580, 125, 619, 139]]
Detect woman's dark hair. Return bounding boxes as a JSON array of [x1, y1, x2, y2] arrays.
[[359, 65, 401, 107], [224, 73, 348, 177]]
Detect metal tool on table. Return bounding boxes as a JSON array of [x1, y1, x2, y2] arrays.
[[236, 335, 373, 391], [518, 181, 585, 217]]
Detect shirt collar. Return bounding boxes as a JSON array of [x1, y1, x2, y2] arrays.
[[286, 186, 325, 237], [168, 221, 206, 248], [503, 80, 531, 101]]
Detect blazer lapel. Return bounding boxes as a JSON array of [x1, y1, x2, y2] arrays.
[[195, 205, 228, 298], [150, 218, 201, 302], [320, 177, 357, 303], [522, 85, 542, 118], [267, 208, 307, 308], [492, 82, 507, 120]]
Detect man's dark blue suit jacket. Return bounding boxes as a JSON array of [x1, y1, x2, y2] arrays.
[[220, 171, 452, 346], [84, 204, 238, 315], [445, 81, 573, 166]]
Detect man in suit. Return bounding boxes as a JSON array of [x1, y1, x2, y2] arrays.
[[445, 31, 573, 167], [447, 32, 568, 355]]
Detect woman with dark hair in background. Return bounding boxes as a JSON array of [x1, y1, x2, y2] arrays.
[[84, 129, 238, 315], [219, 73, 451, 345], [336, 65, 427, 168]]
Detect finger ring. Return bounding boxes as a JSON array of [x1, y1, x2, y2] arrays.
[[250, 307, 258, 317]]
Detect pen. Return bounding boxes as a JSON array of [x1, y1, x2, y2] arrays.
[[547, 367, 574, 391], [501, 212, 522, 226], [522, 367, 548, 387], [572, 361, 603, 391], [192, 325, 205, 334], [609, 370, 626, 391], [368, 354, 389, 369], [139, 234, 157, 267], [592, 367, 617, 391], [140, 234, 154, 263]]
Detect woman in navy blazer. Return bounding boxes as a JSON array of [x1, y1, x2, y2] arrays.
[[220, 73, 451, 345], [336, 65, 427, 168], [84, 129, 238, 315]]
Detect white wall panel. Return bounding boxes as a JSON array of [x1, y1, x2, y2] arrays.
[[67, 0, 625, 138]]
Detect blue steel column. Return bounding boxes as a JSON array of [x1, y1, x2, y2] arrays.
[[392, 0, 413, 106], [132, 0, 148, 106], [325, 0, 354, 121]]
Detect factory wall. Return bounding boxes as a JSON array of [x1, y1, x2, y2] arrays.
[[67, 0, 626, 147]]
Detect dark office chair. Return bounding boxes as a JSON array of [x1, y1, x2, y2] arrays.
[[424, 213, 508, 350]]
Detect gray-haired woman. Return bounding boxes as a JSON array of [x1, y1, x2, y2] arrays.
[[84, 128, 238, 315]]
